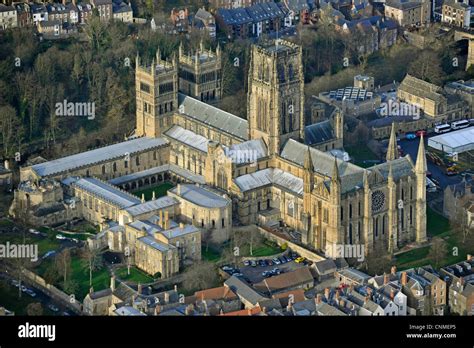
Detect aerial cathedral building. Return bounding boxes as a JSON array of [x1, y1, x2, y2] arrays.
[[16, 39, 427, 260]]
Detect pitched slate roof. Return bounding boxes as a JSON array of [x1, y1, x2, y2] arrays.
[[71, 177, 141, 209], [234, 168, 303, 195], [224, 276, 267, 306], [305, 120, 336, 145], [178, 93, 248, 141], [254, 267, 314, 294], [31, 137, 168, 178], [281, 139, 364, 178], [169, 184, 230, 208]]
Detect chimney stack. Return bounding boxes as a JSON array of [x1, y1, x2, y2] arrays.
[[174, 284, 178, 292], [138, 283, 143, 295], [335, 290, 340, 301], [467, 254, 473, 261], [390, 289, 395, 300], [391, 266, 397, 275], [401, 272, 407, 286], [179, 222, 184, 229], [4, 160, 9, 171], [152, 191, 156, 200], [383, 273, 389, 285], [316, 294, 322, 304], [164, 292, 170, 304], [177, 184, 181, 196], [110, 275, 116, 292], [324, 288, 330, 300], [159, 210, 164, 228], [164, 211, 169, 230]]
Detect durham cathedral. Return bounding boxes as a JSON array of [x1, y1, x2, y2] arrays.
[[13, 39, 427, 261]]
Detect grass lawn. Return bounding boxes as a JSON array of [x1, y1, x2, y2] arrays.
[[427, 207, 450, 237], [70, 257, 110, 300], [115, 266, 154, 284], [395, 208, 469, 270], [346, 144, 379, 168], [35, 256, 111, 300], [201, 246, 221, 262], [242, 241, 282, 257], [132, 182, 175, 201], [0, 231, 60, 257]]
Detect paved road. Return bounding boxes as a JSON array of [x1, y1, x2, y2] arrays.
[[398, 137, 462, 190], [0, 271, 75, 316]]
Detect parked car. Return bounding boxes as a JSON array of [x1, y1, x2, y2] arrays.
[[233, 273, 244, 277], [42, 250, 56, 259], [272, 258, 281, 265], [405, 133, 416, 140], [250, 260, 257, 267], [284, 255, 292, 262], [279, 257, 287, 264], [222, 265, 233, 272], [25, 289, 36, 297], [55, 234, 66, 240], [267, 259, 273, 266], [48, 304, 59, 312], [271, 268, 281, 275], [295, 257, 306, 264], [243, 260, 250, 266], [11, 280, 19, 287], [259, 260, 266, 267], [28, 229, 40, 235], [21, 285, 27, 292]]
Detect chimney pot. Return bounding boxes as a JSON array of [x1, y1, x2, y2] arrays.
[[401, 272, 407, 286]]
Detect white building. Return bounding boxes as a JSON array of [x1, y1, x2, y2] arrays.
[[0, 4, 18, 30]]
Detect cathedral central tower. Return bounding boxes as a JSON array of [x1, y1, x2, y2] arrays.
[[247, 39, 305, 155]]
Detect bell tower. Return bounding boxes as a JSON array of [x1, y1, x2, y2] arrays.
[[135, 50, 178, 138], [247, 39, 305, 155]]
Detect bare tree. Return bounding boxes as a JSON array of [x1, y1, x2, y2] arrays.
[[81, 246, 103, 288], [182, 261, 218, 293], [428, 237, 448, 269]]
